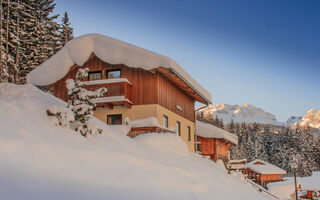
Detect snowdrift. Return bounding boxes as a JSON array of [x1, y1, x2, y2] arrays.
[[0, 84, 268, 200]]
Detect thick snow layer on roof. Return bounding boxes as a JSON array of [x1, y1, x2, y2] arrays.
[[196, 120, 238, 145], [229, 164, 246, 170], [84, 78, 132, 86], [93, 96, 133, 104], [0, 84, 268, 200], [27, 33, 211, 103], [130, 117, 161, 128], [246, 160, 286, 175], [229, 159, 247, 164]]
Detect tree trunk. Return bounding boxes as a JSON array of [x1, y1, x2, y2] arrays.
[[0, 0, 3, 82], [14, 0, 19, 84], [5, 0, 10, 82]]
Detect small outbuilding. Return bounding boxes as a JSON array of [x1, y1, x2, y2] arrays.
[[245, 159, 286, 188], [196, 120, 238, 163], [228, 159, 247, 172]]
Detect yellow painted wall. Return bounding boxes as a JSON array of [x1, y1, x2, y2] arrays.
[[156, 104, 195, 152], [94, 104, 158, 123], [93, 104, 196, 152]]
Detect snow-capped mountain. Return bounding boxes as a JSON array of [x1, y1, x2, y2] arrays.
[[296, 108, 320, 129], [199, 103, 279, 125]]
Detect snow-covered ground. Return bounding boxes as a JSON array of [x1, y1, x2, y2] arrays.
[[0, 84, 269, 200], [268, 172, 320, 200]]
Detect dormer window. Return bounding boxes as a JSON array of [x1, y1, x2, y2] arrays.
[[88, 71, 102, 81], [107, 69, 121, 79]]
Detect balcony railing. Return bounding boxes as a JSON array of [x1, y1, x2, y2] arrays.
[[84, 78, 133, 108]]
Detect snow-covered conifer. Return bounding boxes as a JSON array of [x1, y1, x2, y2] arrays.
[[59, 11, 73, 47], [66, 68, 106, 136]]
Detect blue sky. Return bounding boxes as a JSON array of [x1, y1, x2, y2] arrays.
[[54, 0, 320, 122]]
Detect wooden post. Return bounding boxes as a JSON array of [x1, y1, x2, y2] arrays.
[[294, 170, 298, 200]]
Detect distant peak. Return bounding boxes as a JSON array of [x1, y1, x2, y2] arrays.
[[199, 103, 278, 125]]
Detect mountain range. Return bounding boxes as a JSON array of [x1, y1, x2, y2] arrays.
[[199, 103, 320, 129]]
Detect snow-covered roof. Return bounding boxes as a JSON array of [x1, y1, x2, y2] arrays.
[[246, 160, 286, 175], [93, 96, 133, 104], [130, 117, 161, 128], [229, 159, 247, 164], [84, 78, 132, 86], [196, 120, 238, 145], [229, 163, 246, 170], [27, 34, 211, 104]]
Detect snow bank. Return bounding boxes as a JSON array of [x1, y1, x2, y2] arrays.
[[26, 33, 211, 104], [134, 133, 188, 153], [0, 83, 268, 200], [196, 120, 238, 145], [246, 160, 286, 175], [268, 174, 320, 199]]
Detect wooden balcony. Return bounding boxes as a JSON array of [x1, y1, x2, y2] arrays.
[[84, 78, 133, 108]]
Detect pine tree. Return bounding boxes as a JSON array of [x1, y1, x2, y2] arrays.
[[18, 0, 38, 83], [213, 115, 219, 127], [66, 68, 106, 136], [33, 0, 60, 65], [228, 119, 235, 133], [218, 118, 224, 129], [59, 11, 73, 47]]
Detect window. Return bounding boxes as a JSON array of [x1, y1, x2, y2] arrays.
[[88, 71, 102, 81], [187, 126, 191, 141], [107, 69, 121, 79], [176, 121, 181, 136], [196, 142, 201, 152], [107, 114, 122, 125], [163, 115, 168, 128]]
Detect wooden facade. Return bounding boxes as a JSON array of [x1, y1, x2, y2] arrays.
[[197, 136, 232, 163], [53, 55, 197, 122], [244, 168, 283, 188], [299, 190, 320, 199]]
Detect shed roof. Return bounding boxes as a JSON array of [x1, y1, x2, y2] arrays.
[[246, 159, 286, 175]]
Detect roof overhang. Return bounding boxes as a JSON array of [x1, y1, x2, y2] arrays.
[[156, 67, 211, 105]]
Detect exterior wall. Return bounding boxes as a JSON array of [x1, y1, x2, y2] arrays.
[[157, 74, 195, 122], [196, 136, 231, 162], [156, 104, 195, 152], [52, 55, 198, 152], [94, 104, 196, 152], [245, 168, 283, 187], [215, 139, 231, 160], [197, 137, 215, 155], [53, 55, 195, 122], [94, 104, 158, 124]]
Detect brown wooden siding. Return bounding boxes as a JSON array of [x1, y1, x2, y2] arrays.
[[53, 55, 195, 122], [197, 136, 231, 162], [244, 168, 283, 188], [158, 74, 195, 122]]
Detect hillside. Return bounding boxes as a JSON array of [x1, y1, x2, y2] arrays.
[[199, 103, 279, 125], [0, 84, 269, 200]]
